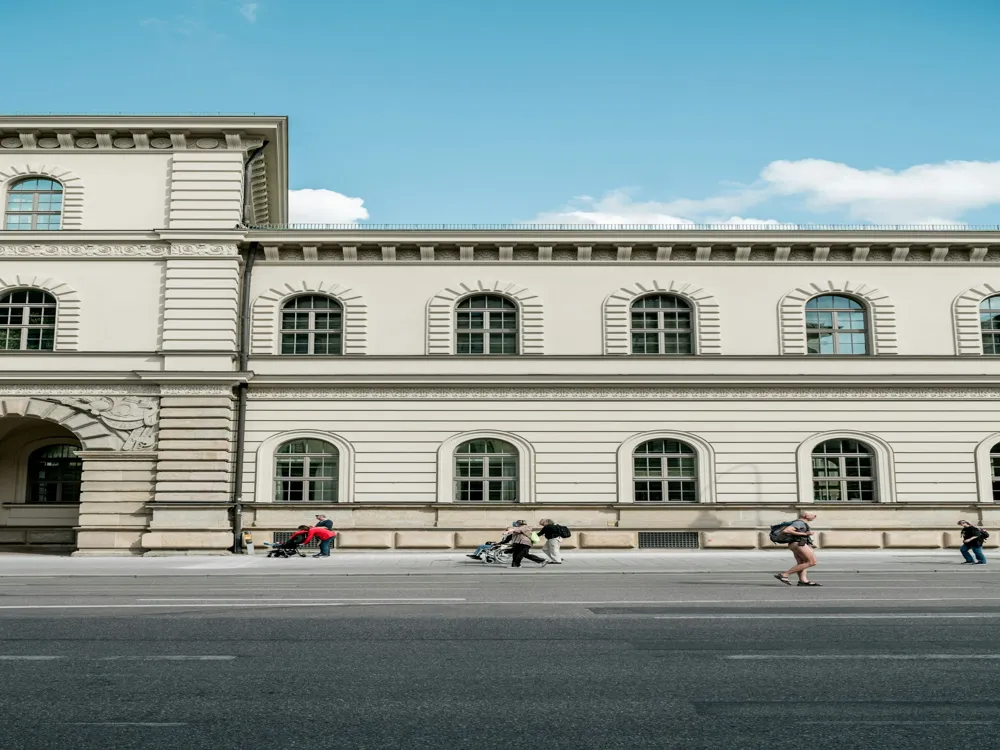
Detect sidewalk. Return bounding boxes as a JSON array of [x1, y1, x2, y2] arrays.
[[0, 549, 987, 577]]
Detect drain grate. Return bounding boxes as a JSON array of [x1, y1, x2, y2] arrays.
[[273, 531, 321, 549], [638, 531, 699, 549]]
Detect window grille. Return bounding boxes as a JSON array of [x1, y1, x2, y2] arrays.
[[273, 531, 321, 549], [639, 532, 699, 549]]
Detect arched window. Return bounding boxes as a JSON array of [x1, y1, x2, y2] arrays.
[[27, 444, 82, 504], [805, 295, 868, 355], [811, 438, 876, 502], [630, 294, 693, 355], [0, 290, 56, 351], [455, 438, 518, 502], [274, 438, 339, 502], [980, 296, 1000, 355], [280, 295, 343, 355], [633, 439, 697, 502], [5, 178, 63, 230], [990, 442, 1000, 502], [456, 295, 518, 355]]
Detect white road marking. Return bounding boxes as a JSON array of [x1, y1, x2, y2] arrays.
[[726, 654, 1000, 660], [69, 722, 187, 727], [655, 614, 1000, 620], [0, 655, 64, 660], [99, 655, 235, 661], [136, 598, 466, 602]]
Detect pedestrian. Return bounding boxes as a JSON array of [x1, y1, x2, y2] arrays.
[[298, 525, 338, 558], [773, 512, 821, 586], [958, 520, 989, 565], [505, 520, 547, 568], [537, 518, 566, 564], [314, 514, 334, 530]]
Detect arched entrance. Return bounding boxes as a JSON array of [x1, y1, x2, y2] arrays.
[[0, 418, 82, 550]]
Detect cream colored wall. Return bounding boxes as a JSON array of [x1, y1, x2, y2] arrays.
[[0, 153, 173, 230], [248, 263, 1000, 356], [241, 395, 998, 507]]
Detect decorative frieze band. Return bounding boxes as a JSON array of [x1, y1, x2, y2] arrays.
[[246, 387, 1000, 400], [0, 244, 239, 258]]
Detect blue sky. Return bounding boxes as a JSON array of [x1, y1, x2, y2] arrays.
[[7, 0, 1000, 225]]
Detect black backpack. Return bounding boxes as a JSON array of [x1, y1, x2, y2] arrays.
[[768, 521, 797, 544], [556, 525, 572, 539], [981, 529, 991, 540]]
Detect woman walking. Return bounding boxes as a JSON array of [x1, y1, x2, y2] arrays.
[[505, 520, 548, 568]]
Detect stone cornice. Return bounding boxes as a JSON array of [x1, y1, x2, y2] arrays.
[[245, 386, 1000, 399]]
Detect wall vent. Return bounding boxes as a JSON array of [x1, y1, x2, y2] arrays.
[[638, 531, 699, 549], [273, 531, 321, 549]]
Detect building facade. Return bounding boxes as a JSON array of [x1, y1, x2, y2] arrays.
[[2, 114, 1000, 555]]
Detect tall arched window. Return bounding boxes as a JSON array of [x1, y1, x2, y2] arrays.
[[27, 444, 82, 504], [280, 295, 343, 355], [630, 294, 693, 355], [805, 295, 868, 355], [0, 290, 56, 351], [633, 439, 697, 502], [455, 438, 518, 502], [811, 438, 876, 502], [274, 438, 339, 502], [990, 442, 1000, 502], [980, 296, 1000, 355], [456, 295, 518, 355], [5, 178, 63, 230]]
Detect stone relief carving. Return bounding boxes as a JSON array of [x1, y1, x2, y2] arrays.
[[0, 244, 238, 258], [48, 396, 159, 450], [246, 387, 1000, 400]]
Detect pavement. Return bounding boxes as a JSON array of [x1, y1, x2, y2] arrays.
[[0, 551, 996, 749]]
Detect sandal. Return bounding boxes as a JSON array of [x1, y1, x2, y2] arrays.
[[774, 574, 792, 585], [797, 581, 822, 586]]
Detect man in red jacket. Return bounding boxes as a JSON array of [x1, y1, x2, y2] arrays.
[[299, 525, 337, 558]]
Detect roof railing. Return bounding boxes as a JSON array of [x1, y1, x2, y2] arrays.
[[247, 223, 1000, 232]]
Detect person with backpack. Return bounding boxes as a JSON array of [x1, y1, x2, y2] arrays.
[[537, 518, 571, 564], [772, 512, 821, 586], [958, 520, 989, 565]]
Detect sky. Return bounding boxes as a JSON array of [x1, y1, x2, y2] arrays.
[[6, 0, 1000, 226]]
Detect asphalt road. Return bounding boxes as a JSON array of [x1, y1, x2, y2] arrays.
[[0, 569, 997, 749]]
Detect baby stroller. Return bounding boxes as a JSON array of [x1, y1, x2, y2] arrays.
[[263, 534, 307, 558], [479, 533, 514, 565]]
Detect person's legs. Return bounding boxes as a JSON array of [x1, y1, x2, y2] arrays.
[[549, 537, 563, 563], [961, 544, 975, 563], [782, 544, 817, 582], [313, 537, 333, 557], [511, 543, 528, 567], [973, 546, 987, 564], [468, 543, 489, 559], [524, 550, 547, 565]]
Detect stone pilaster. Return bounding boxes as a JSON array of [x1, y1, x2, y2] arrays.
[[143, 389, 236, 554], [74, 451, 156, 556], [161, 255, 240, 352]]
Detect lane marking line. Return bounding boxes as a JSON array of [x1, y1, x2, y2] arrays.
[[99, 655, 235, 661], [135, 598, 467, 602], [725, 654, 1000, 660], [69, 722, 187, 727], [655, 614, 1000, 620], [0, 655, 64, 660]]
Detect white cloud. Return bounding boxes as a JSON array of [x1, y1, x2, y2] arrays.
[[533, 159, 1000, 225], [240, 2, 258, 22], [289, 189, 369, 225]]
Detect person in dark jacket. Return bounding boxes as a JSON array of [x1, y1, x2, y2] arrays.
[[314, 515, 334, 530], [958, 520, 988, 565], [537, 518, 565, 564]]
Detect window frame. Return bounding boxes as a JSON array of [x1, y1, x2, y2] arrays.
[[279, 294, 344, 356], [453, 438, 519, 502], [26, 443, 82, 504], [0, 289, 57, 351], [979, 295, 1000, 355], [629, 293, 695, 355], [810, 438, 877, 503], [632, 438, 699, 503], [273, 438, 340, 503], [455, 294, 519, 356], [4, 177, 64, 230], [804, 294, 870, 356]]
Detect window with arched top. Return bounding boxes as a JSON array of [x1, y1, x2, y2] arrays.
[[280, 295, 343, 355], [805, 295, 869, 355], [979, 296, 1000, 355], [274, 438, 339, 502], [456, 295, 518, 355], [455, 438, 518, 502], [27, 444, 82, 504], [0, 290, 56, 351], [630, 294, 693, 355], [990, 442, 1000, 502], [811, 438, 876, 502], [5, 177, 63, 230], [633, 439, 698, 502]]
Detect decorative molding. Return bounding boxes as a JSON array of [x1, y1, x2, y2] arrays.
[[953, 283, 1000, 356], [602, 281, 721, 355], [158, 384, 235, 397], [426, 281, 544, 355], [246, 386, 1000, 400], [0, 244, 236, 258], [0, 395, 158, 451], [616, 429, 716, 505], [251, 281, 367, 355], [435, 429, 536, 504], [0, 274, 81, 351], [0, 164, 84, 230], [0, 385, 159, 396], [795, 430, 897, 504], [778, 281, 898, 355]]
